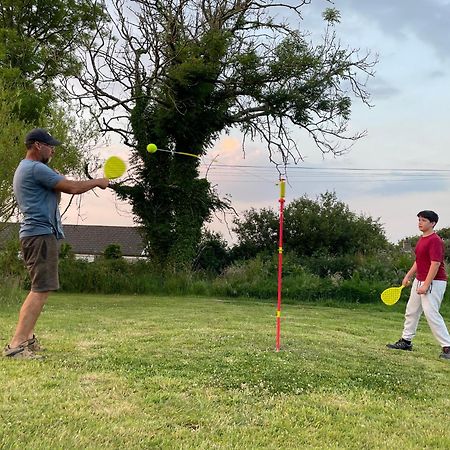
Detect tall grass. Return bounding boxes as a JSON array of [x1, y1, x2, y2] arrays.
[[55, 252, 415, 303], [58, 259, 213, 296], [0, 277, 25, 306], [0, 247, 434, 304]]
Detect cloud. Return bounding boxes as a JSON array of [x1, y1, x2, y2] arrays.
[[343, 190, 450, 242], [362, 177, 450, 197], [427, 69, 447, 79], [303, 0, 450, 59], [341, 0, 450, 60], [369, 77, 401, 100]]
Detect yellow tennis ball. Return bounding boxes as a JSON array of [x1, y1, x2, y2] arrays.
[[147, 143, 157, 153]]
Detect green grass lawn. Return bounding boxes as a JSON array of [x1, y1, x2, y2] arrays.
[[1, 294, 450, 449]]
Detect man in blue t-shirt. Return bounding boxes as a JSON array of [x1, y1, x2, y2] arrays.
[[3, 128, 110, 359]]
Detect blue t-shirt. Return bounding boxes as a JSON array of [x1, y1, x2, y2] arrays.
[[13, 160, 65, 239]]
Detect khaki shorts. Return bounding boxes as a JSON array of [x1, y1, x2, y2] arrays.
[[21, 234, 59, 292]]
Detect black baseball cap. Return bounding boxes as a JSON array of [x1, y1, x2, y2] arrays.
[[25, 128, 62, 146]]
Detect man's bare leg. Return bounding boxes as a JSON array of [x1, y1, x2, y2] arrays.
[[9, 291, 49, 348]]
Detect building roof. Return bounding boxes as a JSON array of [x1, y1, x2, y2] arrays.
[[63, 224, 145, 256], [0, 223, 145, 257]]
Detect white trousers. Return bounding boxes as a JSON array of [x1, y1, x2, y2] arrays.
[[402, 278, 450, 347]]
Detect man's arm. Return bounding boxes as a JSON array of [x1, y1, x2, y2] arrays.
[[54, 178, 110, 194], [417, 261, 441, 294]]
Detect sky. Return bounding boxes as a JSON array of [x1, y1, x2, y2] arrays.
[[60, 0, 450, 244]]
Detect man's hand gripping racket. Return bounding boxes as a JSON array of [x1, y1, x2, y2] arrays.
[[84, 156, 127, 187]]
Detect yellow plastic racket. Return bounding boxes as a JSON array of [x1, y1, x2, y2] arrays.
[[380, 285, 404, 305], [104, 156, 126, 179]]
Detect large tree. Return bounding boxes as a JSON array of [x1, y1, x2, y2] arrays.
[[71, 0, 376, 269], [0, 0, 107, 221]]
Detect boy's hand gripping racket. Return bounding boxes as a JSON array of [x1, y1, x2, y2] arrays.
[[380, 285, 405, 305]]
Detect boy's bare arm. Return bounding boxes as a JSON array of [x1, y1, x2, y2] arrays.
[[402, 262, 417, 286]]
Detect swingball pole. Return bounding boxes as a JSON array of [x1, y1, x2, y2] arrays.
[[276, 178, 286, 352]]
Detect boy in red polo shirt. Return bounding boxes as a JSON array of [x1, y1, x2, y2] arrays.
[[387, 210, 450, 360]]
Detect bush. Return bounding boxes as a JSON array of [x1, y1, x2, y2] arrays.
[[193, 230, 230, 274], [334, 276, 387, 303], [59, 242, 75, 260], [0, 238, 27, 303], [58, 258, 214, 296], [231, 192, 389, 260], [0, 238, 25, 279], [102, 244, 123, 260], [0, 277, 25, 306], [212, 255, 331, 301], [53, 246, 446, 305], [60, 258, 133, 293]]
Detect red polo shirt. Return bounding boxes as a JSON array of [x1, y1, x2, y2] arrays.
[[415, 233, 447, 281]]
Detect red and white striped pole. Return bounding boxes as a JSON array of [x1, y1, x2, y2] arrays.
[[276, 178, 286, 352]]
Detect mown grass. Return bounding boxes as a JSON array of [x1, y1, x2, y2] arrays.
[[1, 294, 450, 449]]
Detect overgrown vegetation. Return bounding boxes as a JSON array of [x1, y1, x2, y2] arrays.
[[0, 192, 439, 304], [231, 192, 389, 260], [0, 238, 27, 305], [53, 249, 421, 303], [0, 245, 421, 304]]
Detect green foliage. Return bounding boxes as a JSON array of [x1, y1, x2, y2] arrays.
[[322, 8, 341, 24], [59, 242, 75, 260], [212, 255, 280, 299], [0, 0, 106, 106], [284, 192, 388, 256], [102, 244, 123, 260], [0, 87, 31, 219], [232, 192, 389, 260], [0, 82, 89, 220], [438, 227, 450, 260], [0, 0, 100, 125], [302, 251, 411, 282], [59, 258, 130, 294], [120, 27, 233, 270], [0, 0, 107, 220], [231, 208, 279, 260], [193, 230, 230, 274], [55, 258, 181, 295], [80, 1, 376, 269], [213, 254, 392, 304], [0, 237, 25, 278], [0, 229, 423, 305], [53, 245, 420, 304], [0, 237, 27, 304]]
